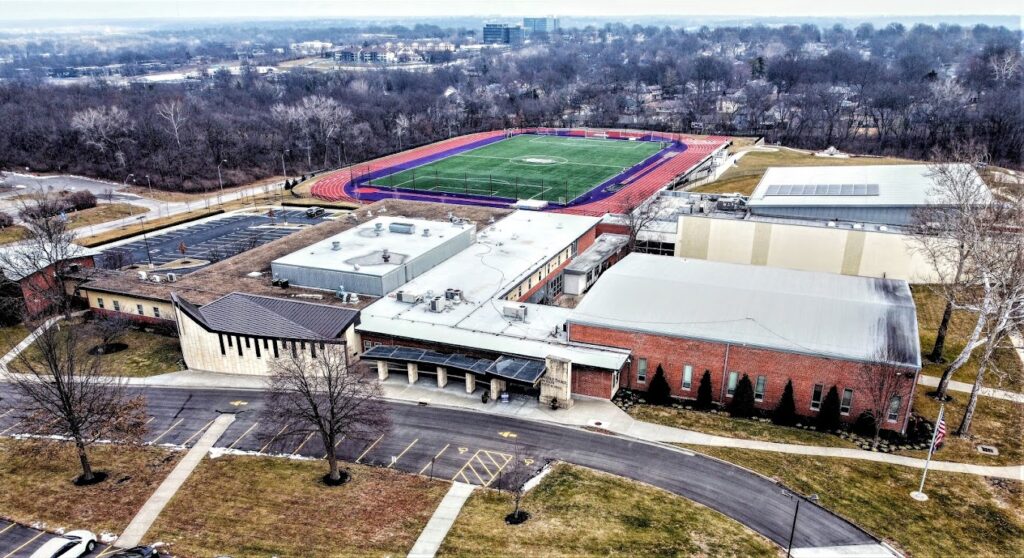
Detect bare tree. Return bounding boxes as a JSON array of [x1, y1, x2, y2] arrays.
[[911, 143, 993, 372], [3, 320, 148, 484], [502, 440, 534, 524], [857, 350, 917, 441], [0, 194, 92, 319], [92, 313, 132, 354], [70, 105, 134, 171], [394, 113, 411, 152], [262, 344, 389, 484], [617, 192, 668, 252]]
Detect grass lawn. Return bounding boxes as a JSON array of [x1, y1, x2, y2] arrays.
[[439, 463, 776, 557], [372, 135, 665, 203], [693, 147, 913, 196], [901, 389, 1023, 466], [0, 440, 180, 534], [629, 404, 859, 449], [690, 447, 1024, 558], [0, 225, 28, 245], [67, 203, 149, 230], [11, 318, 183, 377], [147, 454, 448, 557], [0, 324, 30, 356]]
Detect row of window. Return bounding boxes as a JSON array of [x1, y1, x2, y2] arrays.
[[218, 333, 325, 360], [504, 242, 577, 301], [96, 297, 161, 319], [634, 358, 902, 422]]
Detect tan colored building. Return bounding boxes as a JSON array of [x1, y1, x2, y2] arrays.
[[674, 215, 943, 283], [172, 292, 360, 376]]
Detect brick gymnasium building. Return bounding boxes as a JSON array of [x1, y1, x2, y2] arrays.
[[568, 254, 922, 433], [0, 241, 98, 317]]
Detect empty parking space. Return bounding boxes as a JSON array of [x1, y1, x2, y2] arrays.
[[97, 209, 329, 274], [0, 519, 113, 558]]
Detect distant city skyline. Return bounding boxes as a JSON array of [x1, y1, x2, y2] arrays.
[[1, 0, 1020, 21]]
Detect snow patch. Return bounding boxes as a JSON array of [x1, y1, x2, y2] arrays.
[[522, 463, 553, 493], [100, 533, 118, 544], [208, 446, 317, 461]]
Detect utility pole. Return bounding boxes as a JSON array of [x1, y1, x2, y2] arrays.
[[217, 159, 228, 206]]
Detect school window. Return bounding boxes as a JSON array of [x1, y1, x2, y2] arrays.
[[754, 375, 767, 402], [153, 307, 160, 319], [363, 340, 372, 352], [840, 389, 854, 415], [887, 396, 902, 422], [218, 334, 225, 355], [136, 304, 144, 316], [810, 383, 824, 410], [310, 343, 317, 358], [726, 371, 739, 397], [97, 298, 104, 309], [682, 365, 693, 390], [112, 300, 121, 312], [244, 337, 251, 349], [272, 339, 279, 358], [263, 338, 269, 349], [254, 339, 261, 358], [291, 341, 298, 358], [236, 336, 243, 356], [637, 358, 648, 383]]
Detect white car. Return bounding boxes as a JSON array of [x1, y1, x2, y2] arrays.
[[29, 530, 97, 558]]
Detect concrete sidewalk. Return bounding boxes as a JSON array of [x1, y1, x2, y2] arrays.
[[0, 316, 60, 375], [120, 370, 1023, 481], [917, 374, 1024, 403], [115, 413, 235, 548], [407, 482, 476, 558]]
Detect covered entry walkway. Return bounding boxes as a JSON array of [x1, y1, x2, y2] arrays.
[[362, 345, 547, 401]]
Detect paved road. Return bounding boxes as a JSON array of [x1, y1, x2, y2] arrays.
[[0, 386, 879, 551]]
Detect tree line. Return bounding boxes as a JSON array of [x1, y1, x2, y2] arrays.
[[0, 21, 1020, 195]]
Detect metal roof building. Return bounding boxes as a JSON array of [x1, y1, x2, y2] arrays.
[[569, 253, 920, 368], [270, 216, 476, 297], [747, 164, 989, 226]]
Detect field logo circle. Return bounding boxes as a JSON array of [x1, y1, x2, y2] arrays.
[[511, 155, 567, 165]]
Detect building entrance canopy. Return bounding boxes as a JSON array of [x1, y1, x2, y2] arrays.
[[363, 345, 546, 384]]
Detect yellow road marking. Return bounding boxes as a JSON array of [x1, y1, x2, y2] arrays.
[[419, 443, 450, 474], [465, 460, 487, 484], [484, 452, 514, 487], [388, 438, 419, 468], [149, 418, 184, 444], [291, 432, 315, 455], [228, 421, 260, 449], [96, 546, 122, 557], [182, 418, 216, 446], [259, 425, 288, 453], [355, 434, 385, 463], [1, 531, 44, 558]]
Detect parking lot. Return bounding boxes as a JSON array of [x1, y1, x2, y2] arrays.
[[0, 519, 115, 558], [97, 209, 329, 274]]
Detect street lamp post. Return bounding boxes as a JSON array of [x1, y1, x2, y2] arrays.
[[123, 173, 135, 216], [216, 159, 228, 206], [782, 489, 819, 558], [137, 216, 153, 268]]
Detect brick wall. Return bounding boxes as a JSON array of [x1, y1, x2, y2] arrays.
[[19, 256, 95, 316], [572, 365, 616, 398], [568, 322, 918, 433]]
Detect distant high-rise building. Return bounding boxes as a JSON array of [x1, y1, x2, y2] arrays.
[[523, 17, 560, 35], [483, 23, 524, 46]]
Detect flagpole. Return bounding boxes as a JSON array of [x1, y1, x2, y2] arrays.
[[911, 403, 944, 502]]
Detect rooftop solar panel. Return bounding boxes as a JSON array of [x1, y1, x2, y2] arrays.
[[763, 183, 881, 197]]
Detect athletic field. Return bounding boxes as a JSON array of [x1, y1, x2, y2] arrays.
[[366, 135, 665, 203]]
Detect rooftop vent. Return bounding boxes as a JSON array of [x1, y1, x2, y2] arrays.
[[396, 291, 421, 304], [422, 228, 431, 237], [331, 241, 341, 251], [374, 222, 383, 236], [389, 222, 416, 235], [826, 221, 837, 228], [381, 248, 391, 263]]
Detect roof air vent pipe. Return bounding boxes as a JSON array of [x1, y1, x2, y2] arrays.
[[331, 241, 341, 251]]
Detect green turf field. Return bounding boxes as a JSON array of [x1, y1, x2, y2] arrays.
[[369, 134, 665, 203]]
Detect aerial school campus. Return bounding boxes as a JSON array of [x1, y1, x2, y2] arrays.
[[1, 124, 1021, 558]]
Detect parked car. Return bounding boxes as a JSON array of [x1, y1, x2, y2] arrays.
[[305, 206, 325, 218], [29, 530, 96, 558], [107, 546, 161, 557]]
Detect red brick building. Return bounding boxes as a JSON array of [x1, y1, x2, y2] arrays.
[[0, 242, 98, 318], [567, 254, 921, 433]]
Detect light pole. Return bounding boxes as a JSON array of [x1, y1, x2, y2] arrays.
[[144, 175, 159, 217], [216, 159, 227, 206], [782, 489, 819, 558], [137, 216, 153, 268], [123, 173, 135, 216]]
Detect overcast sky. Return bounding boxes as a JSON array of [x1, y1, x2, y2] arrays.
[[2, 0, 1021, 21]]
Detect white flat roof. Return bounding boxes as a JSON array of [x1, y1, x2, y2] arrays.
[[272, 216, 465, 277], [748, 164, 987, 208], [569, 254, 920, 368], [359, 211, 630, 370]]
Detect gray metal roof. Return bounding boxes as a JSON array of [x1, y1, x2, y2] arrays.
[[565, 234, 628, 275], [749, 164, 988, 209], [569, 254, 920, 368], [173, 292, 359, 340], [363, 344, 546, 384]]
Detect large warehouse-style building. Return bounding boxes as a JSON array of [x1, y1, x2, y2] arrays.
[[567, 254, 922, 433], [746, 164, 988, 226]]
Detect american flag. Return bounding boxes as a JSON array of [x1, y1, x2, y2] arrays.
[[932, 407, 947, 451]]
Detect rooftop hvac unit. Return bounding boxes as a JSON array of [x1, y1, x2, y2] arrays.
[[165, 273, 178, 282], [827, 221, 838, 228], [503, 304, 528, 321], [445, 288, 463, 301], [150, 275, 162, 283], [331, 241, 341, 251], [422, 228, 431, 237], [853, 223, 864, 230], [137, 271, 148, 281], [389, 222, 416, 234], [396, 291, 420, 304], [428, 297, 445, 313]]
